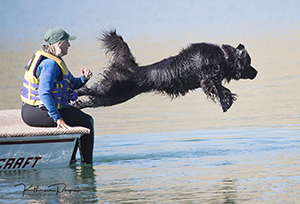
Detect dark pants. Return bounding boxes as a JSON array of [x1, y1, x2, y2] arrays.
[[21, 103, 94, 164]]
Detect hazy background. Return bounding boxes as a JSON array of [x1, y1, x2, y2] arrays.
[[1, 0, 299, 44]]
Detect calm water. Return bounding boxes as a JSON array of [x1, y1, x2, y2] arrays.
[[1, 0, 300, 203], [1, 126, 300, 203]]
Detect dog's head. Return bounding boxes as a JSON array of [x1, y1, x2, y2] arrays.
[[236, 44, 258, 80]]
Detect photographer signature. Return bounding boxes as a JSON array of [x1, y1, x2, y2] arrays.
[[15, 182, 81, 197]]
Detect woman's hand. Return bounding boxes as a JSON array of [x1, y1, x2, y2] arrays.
[[56, 118, 71, 129], [81, 68, 93, 80]]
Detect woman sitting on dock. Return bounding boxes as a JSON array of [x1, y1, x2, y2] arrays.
[[20, 28, 94, 164]]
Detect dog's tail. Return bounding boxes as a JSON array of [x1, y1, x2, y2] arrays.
[[100, 29, 138, 68]]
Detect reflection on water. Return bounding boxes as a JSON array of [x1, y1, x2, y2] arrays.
[[1, 127, 300, 203], [0, 165, 97, 204]]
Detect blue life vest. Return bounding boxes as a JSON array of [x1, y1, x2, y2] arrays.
[[20, 50, 78, 109]]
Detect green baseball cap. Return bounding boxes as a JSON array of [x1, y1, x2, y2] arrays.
[[44, 27, 77, 45]]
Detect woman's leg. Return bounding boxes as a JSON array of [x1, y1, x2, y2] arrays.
[[21, 103, 56, 127], [21, 103, 94, 164], [59, 106, 94, 164]]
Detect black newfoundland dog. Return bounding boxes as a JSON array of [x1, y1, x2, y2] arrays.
[[73, 30, 257, 112]]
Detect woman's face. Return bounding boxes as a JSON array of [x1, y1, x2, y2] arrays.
[[56, 40, 70, 57]]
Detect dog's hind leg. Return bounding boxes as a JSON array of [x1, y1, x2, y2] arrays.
[[75, 81, 108, 97], [70, 98, 95, 109], [75, 86, 91, 97]]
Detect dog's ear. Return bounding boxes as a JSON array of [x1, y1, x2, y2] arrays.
[[236, 44, 245, 50], [236, 44, 245, 56]]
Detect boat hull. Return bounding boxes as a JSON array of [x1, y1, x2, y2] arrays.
[[0, 134, 80, 170]]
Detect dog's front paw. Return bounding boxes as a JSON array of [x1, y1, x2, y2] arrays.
[[220, 97, 233, 112], [219, 88, 237, 112]]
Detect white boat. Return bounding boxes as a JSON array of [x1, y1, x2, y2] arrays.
[[0, 109, 90, 170]]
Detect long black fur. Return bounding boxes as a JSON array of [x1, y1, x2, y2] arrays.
[[73, 29, 257, 112]]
